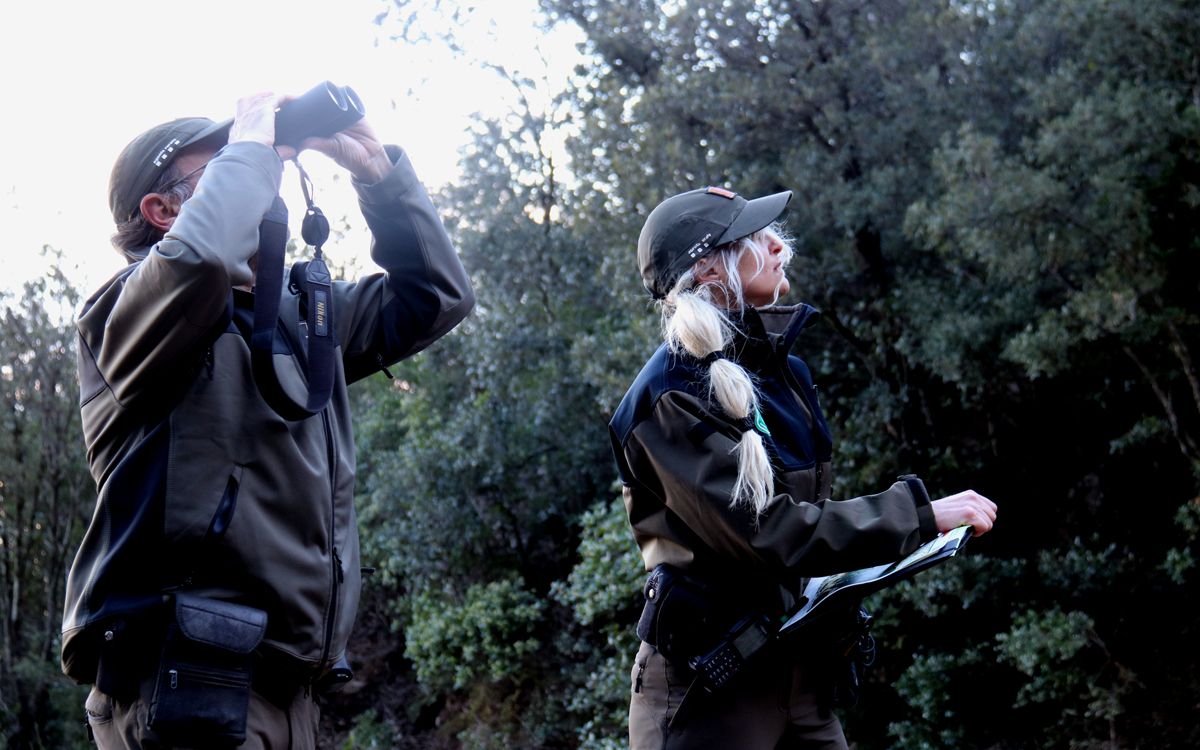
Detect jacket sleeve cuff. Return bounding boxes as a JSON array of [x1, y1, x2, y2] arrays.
[[353, 144, 415, 204], [900, 474, 940, 542]]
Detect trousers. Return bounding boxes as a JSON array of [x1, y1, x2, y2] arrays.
[[84, 682, 319, 750], [629, 641, 848, 750]]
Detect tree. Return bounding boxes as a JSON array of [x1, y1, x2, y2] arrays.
[[0, 252, 91, 749]]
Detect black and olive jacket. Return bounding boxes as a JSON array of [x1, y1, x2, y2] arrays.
[[609, 304, 939, 614], [62, 141, 474, 683]]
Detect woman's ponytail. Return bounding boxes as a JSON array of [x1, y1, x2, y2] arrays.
[[662, 265, 775, 517]]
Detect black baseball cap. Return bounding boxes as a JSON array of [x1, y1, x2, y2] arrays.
[[108, 117, 232, 224], [637, 186, 792, 299]]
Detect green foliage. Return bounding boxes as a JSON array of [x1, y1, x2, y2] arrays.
[[996, 608, 1095, 707], [1162, 546, 1195, 585], [1175, 497, 1200, 539], [868, 554, 1025, 626], [0, 253, 91, 750], [888, 649, 986, 749], [992, 607, 1144, 749], [1036, 537, 1132, 596], [550, 495, 643, 749], [560, 637, 632, 750], [549, 491, 644, 626], [1163, 498, 1200, 584], [405, 577, 544, 692], [3, 657, 90, 750], [860, 555, 1023, 749], [341, 709, 399, 750]]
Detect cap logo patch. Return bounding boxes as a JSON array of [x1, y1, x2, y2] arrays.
[[686, 232, 715, 259], [153, 138, 183, 167], [705, 186, 736, 199]]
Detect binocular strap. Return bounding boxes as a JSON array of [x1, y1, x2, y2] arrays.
[[250, 196, 335, 421]]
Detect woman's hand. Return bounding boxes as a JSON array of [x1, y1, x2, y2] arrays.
[[931, 490, 997, 536]]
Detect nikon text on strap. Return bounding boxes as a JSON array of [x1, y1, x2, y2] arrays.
[[250, 159, 335, 421]]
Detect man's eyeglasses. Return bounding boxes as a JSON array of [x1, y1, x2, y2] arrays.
[[156, 161, 209, 194]]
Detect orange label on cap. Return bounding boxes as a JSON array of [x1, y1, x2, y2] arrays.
[[705, 186, 736, 199]]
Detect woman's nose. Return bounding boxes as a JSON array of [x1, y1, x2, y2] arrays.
[[767, 235, 784, 254]]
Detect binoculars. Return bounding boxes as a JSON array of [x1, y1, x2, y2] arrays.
[[274, 81, 365, 148]]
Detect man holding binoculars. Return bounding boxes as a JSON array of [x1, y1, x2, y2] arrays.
[[62, 88, 475, 748]]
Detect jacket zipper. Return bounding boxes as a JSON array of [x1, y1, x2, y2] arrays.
[[319, 408, 339, 671]]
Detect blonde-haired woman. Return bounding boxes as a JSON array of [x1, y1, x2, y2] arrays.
[[609, 186, 997, 749]]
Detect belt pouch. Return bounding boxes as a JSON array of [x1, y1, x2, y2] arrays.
[[148, 593, 267, 746], [637, 564, 726, 662]]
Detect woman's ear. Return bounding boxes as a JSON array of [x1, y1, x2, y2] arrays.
[[694, 257, 724, 285], [139, 193, 180, 233]]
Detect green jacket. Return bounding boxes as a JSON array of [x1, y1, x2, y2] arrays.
[[63, 141, 474, 683]]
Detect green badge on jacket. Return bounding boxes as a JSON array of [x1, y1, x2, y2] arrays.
[[753, 407, 771, 436]]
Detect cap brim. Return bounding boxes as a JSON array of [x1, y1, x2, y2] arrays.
[[716, 190, 792, 245], [181, 118, 233, 150]]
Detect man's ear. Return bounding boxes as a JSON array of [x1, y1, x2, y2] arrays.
[[139, 193, 180, 232]]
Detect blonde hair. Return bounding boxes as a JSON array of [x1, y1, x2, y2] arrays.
[[660, 225, 793, 518]]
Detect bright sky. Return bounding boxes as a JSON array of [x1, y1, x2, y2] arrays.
[[0, 0, 582, 299]]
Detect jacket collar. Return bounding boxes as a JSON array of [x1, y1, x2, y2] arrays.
[[123, 244, 151, 264], [732, 303, 821, 365]]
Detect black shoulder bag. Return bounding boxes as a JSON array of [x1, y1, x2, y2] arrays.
[[146, 593, 267, 746]]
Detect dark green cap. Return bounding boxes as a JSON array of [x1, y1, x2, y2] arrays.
[[637, 186, 792, 299], [108, 117, 231, 224]]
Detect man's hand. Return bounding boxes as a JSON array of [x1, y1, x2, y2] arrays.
[[931, 490, 997, 537], [299, 118, 393, 184], [227, 90, 392, 182], [228, 92, 298, 161]]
